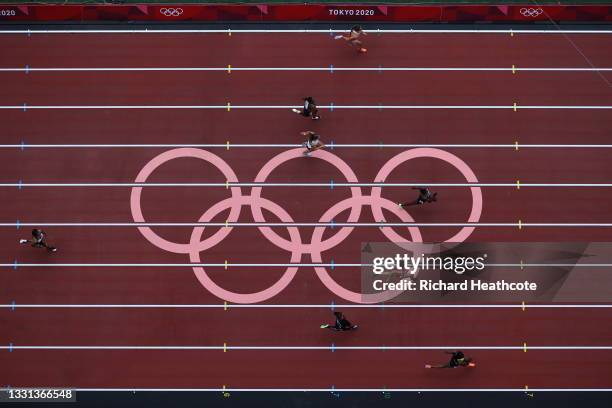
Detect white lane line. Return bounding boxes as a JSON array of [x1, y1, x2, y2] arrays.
[[2, 222, 612, 228], [1, 29, 612, 34], [2, 144, 612, 149], [1, 67, 612, 72], [3, 304, 611, 309], [1, 345, 610, 350], [3, 263, 611, 268], [2, 182, 612, 187], [2, 105, 612, 109], [41, 388, 612, 392]]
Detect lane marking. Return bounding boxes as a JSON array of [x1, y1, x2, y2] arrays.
[[2, 182, 612, 187], [2, 222, 612, 228], [1, 304, 611, 309], [1, 67, 611, 73], [1, 29, 611, 34], [1, 262, 611, 267], [29, 388, 612, 392], [1, 143, 612, 149], [1, 345, 610, 350], [0, 104, 610, 110]]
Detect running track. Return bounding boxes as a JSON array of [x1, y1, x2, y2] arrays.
[[1, 30, 612, 391]]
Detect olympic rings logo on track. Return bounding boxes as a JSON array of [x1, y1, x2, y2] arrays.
[[159, 7, 183, 17], [519, 7, 544, 18], [130, 148, 483, 304]]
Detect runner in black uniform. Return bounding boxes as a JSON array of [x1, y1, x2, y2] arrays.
[[320, 311, 358, 331], [399, 187, 438, 208], [20, 229, 57, 252], [292, 97, 320, 120], [425, 351, 475, 369], [301, 131, 326, 156]]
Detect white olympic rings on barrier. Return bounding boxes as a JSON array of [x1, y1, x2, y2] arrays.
[[520, 8, 544, 18], [159, 8, 184, 18]]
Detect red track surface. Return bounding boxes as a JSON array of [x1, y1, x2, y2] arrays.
[[1, 32, 612, 389]]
